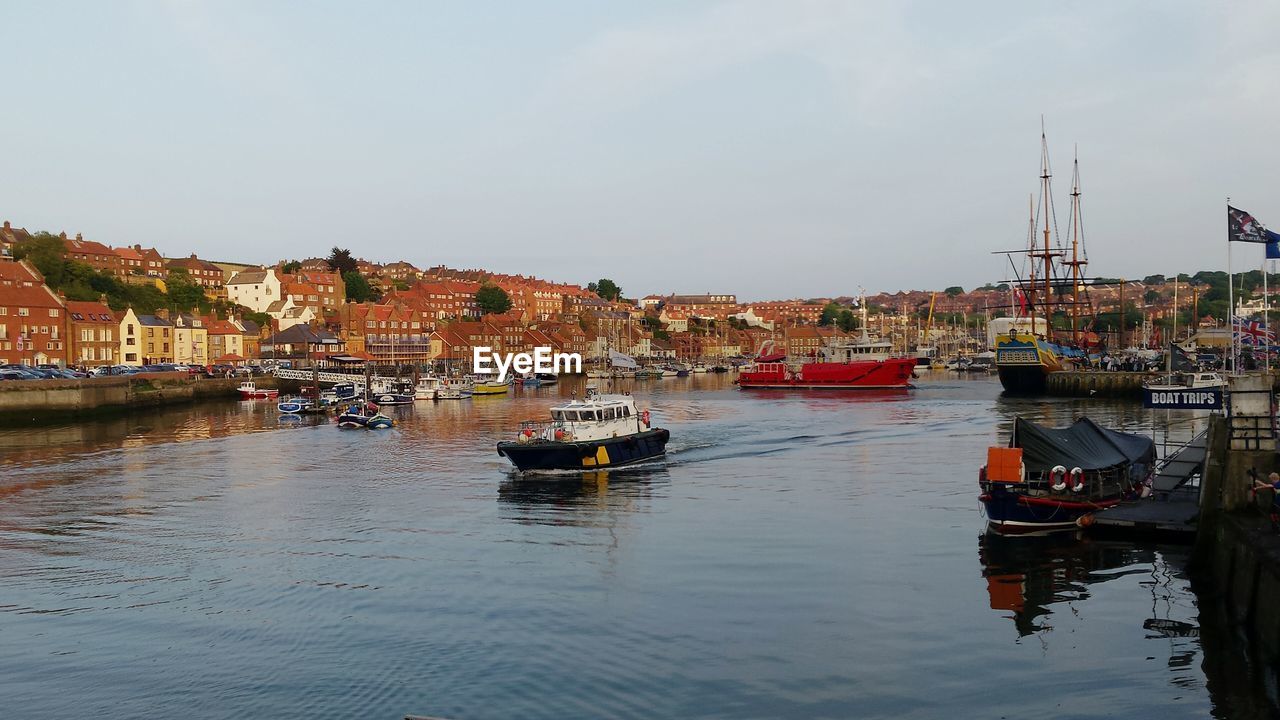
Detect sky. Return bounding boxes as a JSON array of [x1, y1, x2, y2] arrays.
[[3, 0, 1278, 301]]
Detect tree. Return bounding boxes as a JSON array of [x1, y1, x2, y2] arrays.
[[819, 302, 842, 326], [1143, 289, 1161, 304], [588, 278, 622, 302], [836, 309, 859, 332], [476, 284, 512, 315], [281, 260, 302, 274], [343, 271, 376, 302], [166, 269, 208, 313], [327, 247, 357, 275], [944, 286, 965, 297], [1142, 274, 1166, 285]]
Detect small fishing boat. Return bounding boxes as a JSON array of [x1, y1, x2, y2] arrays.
[[1142, 371, 1226, 391], [517, 373, 543, 387], [586, 368, 610, 379], [321, 382, 361, 405], [534, 373, 559, 386], [496, 386, 669, 472], [473, 375, 513, 395], [691, 363, 708, 373], [711, 364, 729, 373], [336, 401, 395, 429], [277, 396, 311, 414], [415, 376, 441, 400], [978, 417, 1155, 533], [238, 381, 279, 399], [368, 379, 415, 406], [436, 377, 474, 400]]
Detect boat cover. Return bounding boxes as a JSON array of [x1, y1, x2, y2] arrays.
[[1011, 417, 1154, 473]]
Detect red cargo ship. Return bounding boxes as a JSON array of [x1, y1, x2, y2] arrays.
[[737, 356, 917, 389]]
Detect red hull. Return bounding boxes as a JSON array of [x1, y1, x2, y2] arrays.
[[737, 357, 916, 389]]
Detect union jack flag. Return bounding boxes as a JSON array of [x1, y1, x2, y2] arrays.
[[1233, 317, 1275, 346]]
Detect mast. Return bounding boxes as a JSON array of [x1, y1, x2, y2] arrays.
[[1064, 148, 1088, 346]]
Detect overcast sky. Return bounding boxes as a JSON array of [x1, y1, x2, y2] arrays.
[[3, 1, 1278, 301]]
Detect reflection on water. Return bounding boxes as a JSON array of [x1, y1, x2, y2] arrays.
[[0, 372, 1273, 719]]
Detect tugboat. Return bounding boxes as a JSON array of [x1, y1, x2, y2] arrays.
[[496, 386, 669, 472], [978, 417, 1154, 533], [336, 401, 395, 429]]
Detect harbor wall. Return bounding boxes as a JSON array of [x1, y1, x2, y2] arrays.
[[1194, 411, 1280, 666], [0, 374, 287, 424], [1044, 370, 1148, 397]]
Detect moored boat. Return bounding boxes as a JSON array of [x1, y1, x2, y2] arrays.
[[472, 375, 513, 395], [978, 417, 1154, 533], [277, 396, 311, 414], [496, 386, 669, 472], [238, 381, 279, 399]]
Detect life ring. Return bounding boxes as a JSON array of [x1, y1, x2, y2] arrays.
[[1068, 467, 1086, 493], [1050, 465, 1068, 492], [641, 410, 651, 427]]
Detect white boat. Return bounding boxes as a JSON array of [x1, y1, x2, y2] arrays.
[[415, 376, 441, 400], [586, 368, 610, 379], [691, 363, 708, 373], [1143, 371, 1226, 391], [437, 377, 474, 400]]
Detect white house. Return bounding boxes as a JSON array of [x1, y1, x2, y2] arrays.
[[226, 267, 283, 313]]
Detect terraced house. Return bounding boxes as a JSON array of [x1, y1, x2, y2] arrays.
[[0, 260, 67, 366], [167, 254, 225, 296], [67, 300, 118, 367], [118, 308, 172, 365]]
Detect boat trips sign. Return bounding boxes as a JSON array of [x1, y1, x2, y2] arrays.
[[1142, 388, 1223, 410]]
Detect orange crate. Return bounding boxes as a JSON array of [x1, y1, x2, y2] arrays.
[[986, 447, 1024, 483]]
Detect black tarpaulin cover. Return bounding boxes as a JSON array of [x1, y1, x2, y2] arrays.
[[1011, 417, 1155, 473]]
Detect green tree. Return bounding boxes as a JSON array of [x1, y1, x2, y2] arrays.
[[836, 309, 859, 332], [819, 301, 842, 326], [944, 286, 965, 297], [1143, 289, 1161, 304], [588, 278, 622, 302], [1142, 274, 1166, 285], [327, 247, 357, 275], [476, 284, 512, 315], [343, 271, 376, 302], [281, 260, 302, 274], [166, 269, 208, 313]]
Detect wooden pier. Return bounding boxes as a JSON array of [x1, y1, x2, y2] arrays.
[[1094, 430, 1208, 536]]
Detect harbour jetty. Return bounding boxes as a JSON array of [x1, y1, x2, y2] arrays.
[[1045, 370, 1148, 398], [0, 373, 285, 423]]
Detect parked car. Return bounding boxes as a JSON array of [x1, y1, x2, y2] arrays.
[[0, 369, 31, 381]]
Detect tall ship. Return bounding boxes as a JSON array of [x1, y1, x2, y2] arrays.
[[994, 126, 1094, 394]]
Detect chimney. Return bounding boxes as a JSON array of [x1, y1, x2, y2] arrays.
[[154, 308, 170, 320], [60, 231, 67, 240], [3, 220, 9, 229], [76, 233, 83, 242], [190, 253, 197, 260], [134, 244, 142, 252]]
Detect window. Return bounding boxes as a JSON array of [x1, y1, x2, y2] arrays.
[[0, 307, 6, 315], [18, 307, 28, 316], [82, 329, 93, 342], [49, 308, 59, 317]]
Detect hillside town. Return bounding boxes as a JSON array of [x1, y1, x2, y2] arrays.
[[0, 217, 1255, 372]]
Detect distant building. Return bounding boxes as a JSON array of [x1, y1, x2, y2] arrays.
[[166, 254, 226, 295], [226, 267, 283, 313]]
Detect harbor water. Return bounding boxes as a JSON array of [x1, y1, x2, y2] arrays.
[[0, 374, 1273, 719]]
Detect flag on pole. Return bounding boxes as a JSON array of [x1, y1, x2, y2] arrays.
[[1232, 316, 1275, 346], [1229, 205, 1271, 243]]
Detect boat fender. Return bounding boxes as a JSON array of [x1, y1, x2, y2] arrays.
[[641, 410, 650, 427], [978, 465, 987, 483], [1069, 467, 1086, 493], [517, 433, 531, 444], [1050, 465, 1068, 492]]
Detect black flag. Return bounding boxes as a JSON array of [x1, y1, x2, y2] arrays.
[[1229, 205, 1270, 243]]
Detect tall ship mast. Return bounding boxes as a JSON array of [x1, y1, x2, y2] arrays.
[[992, 125, 1075, 394]]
